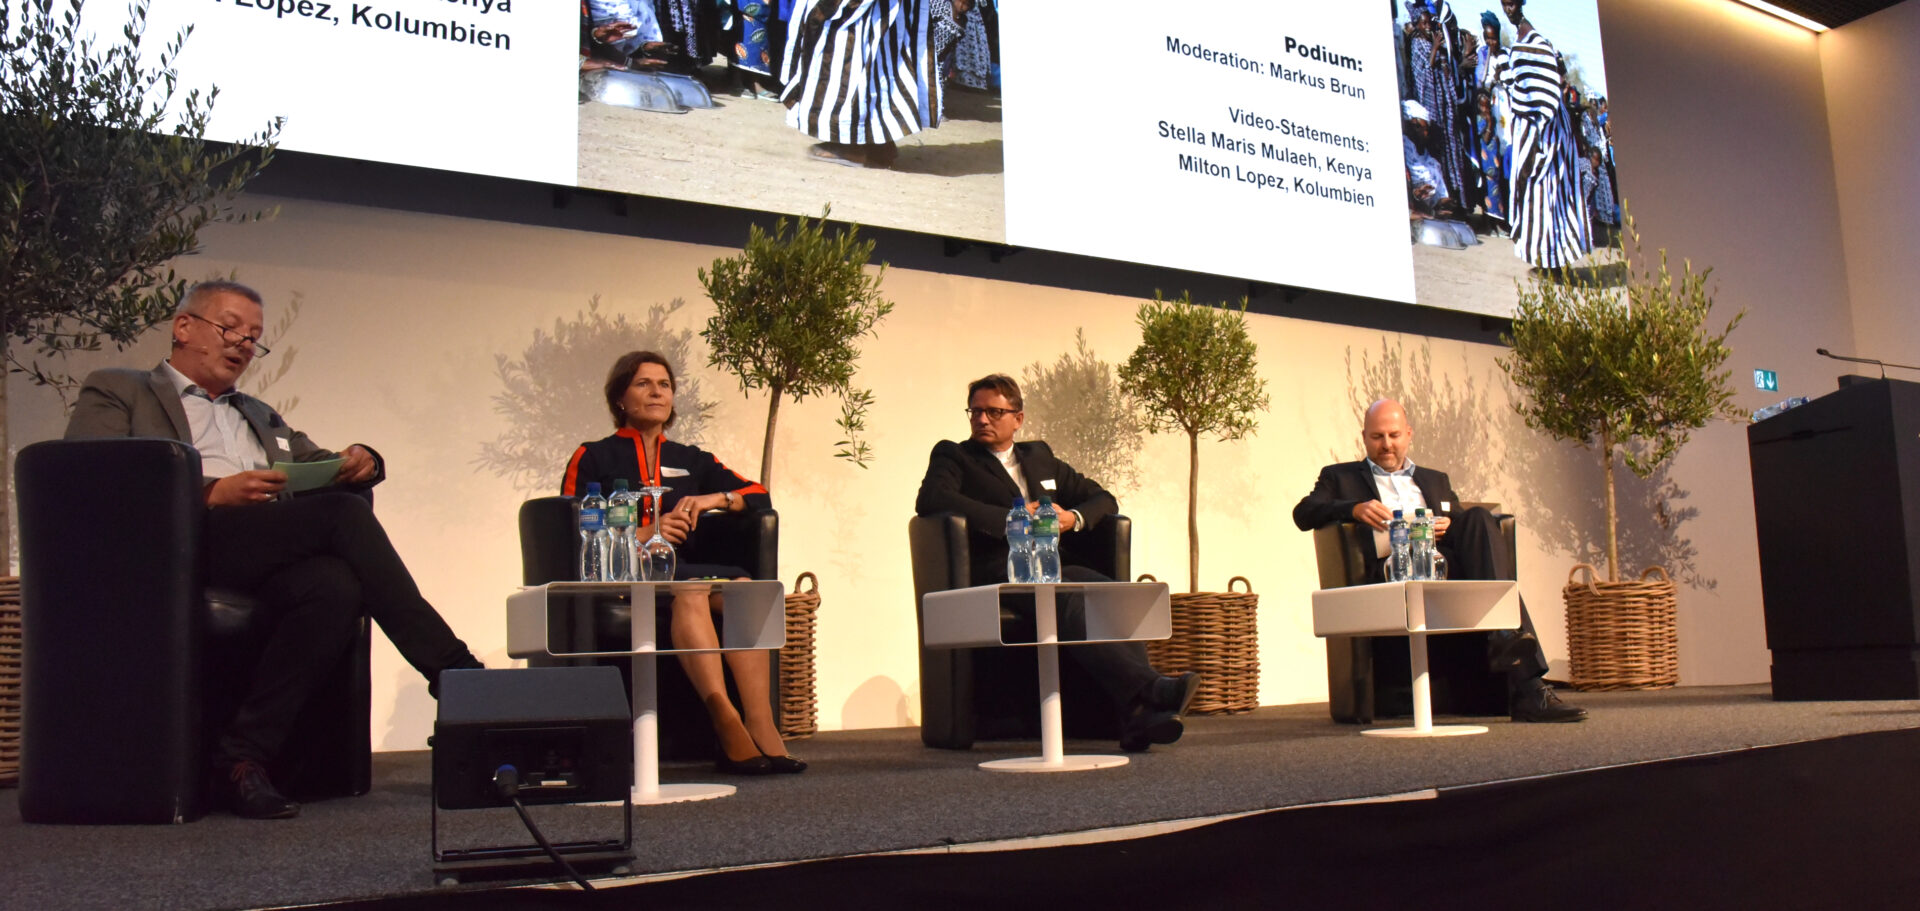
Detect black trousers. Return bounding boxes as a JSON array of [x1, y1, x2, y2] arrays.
[[204, 492, 473, 765], [1438, 507, 1550, 687], [998, 565, 1161, 710]]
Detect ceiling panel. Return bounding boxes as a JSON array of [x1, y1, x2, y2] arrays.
[[1762, 0, 1907, 28]]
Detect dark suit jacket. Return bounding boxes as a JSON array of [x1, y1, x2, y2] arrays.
[[914, 439, 1118, 586], [1292, 459, 1459, 579], [63, 364, 382, 494]]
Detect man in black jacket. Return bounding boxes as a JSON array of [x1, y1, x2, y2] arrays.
[[915, 374, 1199, 751], [1293, 398, 1585, 722]]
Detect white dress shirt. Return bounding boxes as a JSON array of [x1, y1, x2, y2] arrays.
[[1368, 457, 1427, 558], [161, 360, 268, 480]]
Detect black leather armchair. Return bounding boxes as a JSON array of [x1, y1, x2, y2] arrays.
[[517, 496, 778, 760], [15, 438, 370, 824], [1314, 515, 1513, 723], [910, 512, 1130, 749]]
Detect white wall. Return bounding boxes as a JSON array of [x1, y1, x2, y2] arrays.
[[8, 0, 1896, 749], [1822, 0, 1920, 364]]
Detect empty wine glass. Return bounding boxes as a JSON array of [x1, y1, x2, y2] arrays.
[[637, 485, 677, 582]]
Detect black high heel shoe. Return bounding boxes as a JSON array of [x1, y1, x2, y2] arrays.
[[715, 752, 775, 775], [762, 753, 807, 774]]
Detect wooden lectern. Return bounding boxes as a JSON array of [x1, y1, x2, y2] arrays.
[[1747, 377, 1920, 699]]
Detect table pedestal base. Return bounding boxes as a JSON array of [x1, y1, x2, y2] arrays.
[[980, 754, 1130, 773], [633, 782, 736, 804], [1361, 724, 1487, 738]]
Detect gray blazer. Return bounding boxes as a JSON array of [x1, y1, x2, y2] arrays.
[[63, 364, 382, 488]]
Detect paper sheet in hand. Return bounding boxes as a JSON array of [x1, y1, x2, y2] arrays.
[[273, 458, 345, 493]]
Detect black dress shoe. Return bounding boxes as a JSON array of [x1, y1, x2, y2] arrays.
[[715, 753, 775, 775], [1510, 680, 1588, 723], [1151, 672, 1202, 714], [1119, 709, 1184, 752], [224, 760, 300, 819], [763, 754, 808, 774]]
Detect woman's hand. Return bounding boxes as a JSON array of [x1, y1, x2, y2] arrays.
[[649, 509, 693, 545]]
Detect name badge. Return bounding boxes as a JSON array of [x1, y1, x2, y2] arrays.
[[275, 431, 292, 450], [661, 467, 691, 477], [1041, 479, 1056, 491], [1440, 501, 1451, 512]]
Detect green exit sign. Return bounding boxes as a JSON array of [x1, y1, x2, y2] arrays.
[[1754, 369, 1778, 391]]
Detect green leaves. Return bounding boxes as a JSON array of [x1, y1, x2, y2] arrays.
[[1, 0, 280, 385], [1120, 292, 1269, 443], [697, 208, 893, 477]]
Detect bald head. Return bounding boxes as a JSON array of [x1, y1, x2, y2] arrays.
[[1362, 398, 1415, 471]]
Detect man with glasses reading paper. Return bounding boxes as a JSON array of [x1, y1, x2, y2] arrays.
[[915, 374, 1199, 752], [64, 281, 483, 819]]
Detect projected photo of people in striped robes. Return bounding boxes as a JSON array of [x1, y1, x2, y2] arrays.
[[781, 0, 958, 169], [1499, 0, 1592, 269]]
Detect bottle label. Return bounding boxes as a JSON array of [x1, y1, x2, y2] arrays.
[[580, 509, 605, 531], [607, 504, 633, 527]]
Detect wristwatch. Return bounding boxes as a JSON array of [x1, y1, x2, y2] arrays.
[[722, 490, 738, 509]]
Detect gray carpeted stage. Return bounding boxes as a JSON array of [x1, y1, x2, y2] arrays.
[[5, 684, 1919, 910]]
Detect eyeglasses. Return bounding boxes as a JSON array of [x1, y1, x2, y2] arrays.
[[184, 312, 271, 356], [965, 407, 1020, 421]]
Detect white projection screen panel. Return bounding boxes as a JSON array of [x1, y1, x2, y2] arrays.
[[96, 0, 1617, 316]]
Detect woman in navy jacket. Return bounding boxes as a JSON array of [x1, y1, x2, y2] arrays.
[[562, 351, 802, 774]]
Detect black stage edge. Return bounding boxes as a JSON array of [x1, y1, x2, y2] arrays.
[[324, 727, 1920, 911]]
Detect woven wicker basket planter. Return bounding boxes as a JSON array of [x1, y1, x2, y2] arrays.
[[777, 572, 820, 739], [1565, 563, 1678, 691], [1139, 575, 1259, 715], [1, 577, 20, 787]]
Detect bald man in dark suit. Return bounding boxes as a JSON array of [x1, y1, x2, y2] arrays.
[[1294, 398, 1585, 723]]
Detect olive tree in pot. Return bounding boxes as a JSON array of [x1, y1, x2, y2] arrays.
[[1119, 292, 1269, 713], [1, 0, 278, 783], [1498, 217, 1743, 690], [698, 210, 892, 737]]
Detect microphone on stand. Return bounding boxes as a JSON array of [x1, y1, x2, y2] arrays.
[[1816, 348, 1920, 380]]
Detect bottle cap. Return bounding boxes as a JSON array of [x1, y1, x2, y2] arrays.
[[1392, 509, 1403, 518], [1038, 495, 1053, 505], [585, 482, 602, 495], [1012, 495, 1025, 508], [613, 478, 629, 490], [1415, 507, 1426, 516]]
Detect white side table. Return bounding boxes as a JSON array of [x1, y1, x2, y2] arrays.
[[1311, 580, 1520, 738], [508, 580, 786, 803], [921, 581, 1170, 772]]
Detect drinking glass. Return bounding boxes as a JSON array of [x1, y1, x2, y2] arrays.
[[637, 485, 677, 582]]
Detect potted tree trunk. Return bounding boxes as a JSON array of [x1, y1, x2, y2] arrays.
[[1499, 216, 1744, 690], [1119, 293, 1269, 713]]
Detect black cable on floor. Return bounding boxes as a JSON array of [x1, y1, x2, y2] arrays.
[[495, 766, 596, 892]]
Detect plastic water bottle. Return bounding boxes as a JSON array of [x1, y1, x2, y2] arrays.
[[578, 482, 610, 582], [1005, 496, 1035, 583], [1031, 496, 1062, 584], [606, 479, 638, 582], [1388, 509, 1410, 582], [1409, 508, 1435, 581]]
